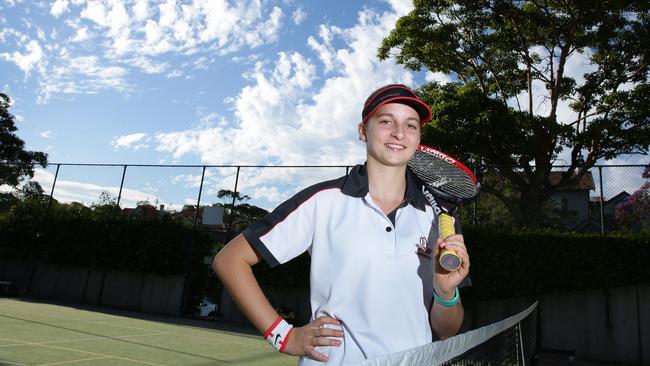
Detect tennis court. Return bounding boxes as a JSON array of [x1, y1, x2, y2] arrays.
[[0, 298, 293, 366]]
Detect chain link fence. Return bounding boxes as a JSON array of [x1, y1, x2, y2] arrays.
[[1, 163, 648, 235]]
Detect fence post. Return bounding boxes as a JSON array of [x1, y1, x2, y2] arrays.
[[599, 166, 605, 236], [227, 166, 241, 241], [45, 164, 61, 216], [117, 165, 127, 207], [193, 166, 207, 227]]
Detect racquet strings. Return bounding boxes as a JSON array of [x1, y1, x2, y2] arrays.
[[408, 150, 478, 201]]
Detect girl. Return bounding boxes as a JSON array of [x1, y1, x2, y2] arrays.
[[213, 84, 470, 365]]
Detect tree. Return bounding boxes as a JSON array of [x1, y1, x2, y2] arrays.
[[214, 189, 266, 233], [614, 164, 650, 232], [379, 1, 650, 227], [19, 180, 45, 200], [0, 93, 48, 186]]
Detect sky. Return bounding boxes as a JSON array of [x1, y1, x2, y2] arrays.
[[1, 0, 648, 211]]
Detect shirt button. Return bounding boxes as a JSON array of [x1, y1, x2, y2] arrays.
[[385, 227, 392, 232]]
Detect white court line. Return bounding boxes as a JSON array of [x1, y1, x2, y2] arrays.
[[0, 332, 171, 348], [0, 359, 29, 366], [37, 355, 112, 366], [0, 337, 164, 366]]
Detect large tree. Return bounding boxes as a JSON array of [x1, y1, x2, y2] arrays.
[[379, 1, 650, 227], [0, 92, 48, 187]]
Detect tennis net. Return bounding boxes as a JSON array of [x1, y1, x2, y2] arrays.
[[352, 301, 538, 366]]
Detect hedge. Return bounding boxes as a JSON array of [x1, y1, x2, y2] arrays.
[[0, 214, 213, 275], [247, 228, 650, 301]]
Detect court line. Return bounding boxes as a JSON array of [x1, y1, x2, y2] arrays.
[[2, 299, 263, 345], [0, 332, 171, 348], [37, 355, 112, 366], [0, 314, 231, 364], [0, 337, 164, 366], [0, 359, 29, 366]]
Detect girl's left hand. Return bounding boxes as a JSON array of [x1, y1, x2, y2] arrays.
[[433, 234, 470, 296]]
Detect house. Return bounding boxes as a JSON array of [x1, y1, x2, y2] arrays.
[[547, 171, 596, 230]]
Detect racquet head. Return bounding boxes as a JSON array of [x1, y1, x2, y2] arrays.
[[408, 145, 479, 206]]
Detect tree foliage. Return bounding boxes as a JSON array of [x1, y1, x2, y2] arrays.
[[615, 165, 650, 232], [0, 93, 48, 186], [380, 1, 650, 227]]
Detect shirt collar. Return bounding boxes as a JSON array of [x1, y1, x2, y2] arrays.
[[341, 163, 427, 212]]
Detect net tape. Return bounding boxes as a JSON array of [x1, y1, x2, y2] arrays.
[[408, 150, 478, 200], [350, 301, 538, 366]]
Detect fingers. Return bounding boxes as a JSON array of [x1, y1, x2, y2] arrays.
[[305, 346, 328, 362], [313, 315, 341, 327], [285, 316, 344, 361]]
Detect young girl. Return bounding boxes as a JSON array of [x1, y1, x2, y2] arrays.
[[213, 84, 470, 365]]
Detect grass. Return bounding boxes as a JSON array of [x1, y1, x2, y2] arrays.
[[0, 298, 295, 366]]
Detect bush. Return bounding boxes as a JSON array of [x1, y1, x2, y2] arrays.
[[0, 200, 213, 275], [463, 227, 650, 300]]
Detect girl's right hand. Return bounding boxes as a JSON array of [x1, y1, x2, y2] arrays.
[[283, 316, 344, 362]]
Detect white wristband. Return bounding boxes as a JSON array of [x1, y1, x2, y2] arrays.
[[263, 317, 294, 352]]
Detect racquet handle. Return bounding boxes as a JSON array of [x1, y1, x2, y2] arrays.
[[438, 213, 462, 271]]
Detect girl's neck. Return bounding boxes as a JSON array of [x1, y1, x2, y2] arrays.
[[366, 161, 407, 214]]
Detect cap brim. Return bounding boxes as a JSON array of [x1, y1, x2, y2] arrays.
[[363, 96, 432, 126]]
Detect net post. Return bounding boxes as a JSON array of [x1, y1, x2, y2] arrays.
[[193, 166, 207, 227], [45, 163, 60, 216], [517, 322, 525, 366], [116, 164, 127, 207], [598, 165, 605, 236], [227, 166, 241, 241]]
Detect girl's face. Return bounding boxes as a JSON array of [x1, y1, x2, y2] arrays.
[[358, 102, 421, 168]]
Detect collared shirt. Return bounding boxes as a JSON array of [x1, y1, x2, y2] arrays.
[[244, 164, 440, 365]]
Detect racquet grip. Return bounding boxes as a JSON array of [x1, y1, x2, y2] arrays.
[[438, 213, 462, 271]]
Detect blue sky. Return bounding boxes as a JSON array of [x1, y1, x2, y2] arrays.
[[1, 0, 647, 210]]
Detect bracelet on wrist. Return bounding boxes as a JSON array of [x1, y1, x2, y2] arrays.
[[263, 316, 293, 352], [433, 287, 459, 307]]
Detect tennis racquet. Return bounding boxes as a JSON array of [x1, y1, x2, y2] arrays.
[[408, 145, 479, 271]]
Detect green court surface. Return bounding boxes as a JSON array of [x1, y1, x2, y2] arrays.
[[0, 299, 294, 366]]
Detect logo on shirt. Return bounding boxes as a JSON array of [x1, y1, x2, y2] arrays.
[[415, 236, 432, 259]]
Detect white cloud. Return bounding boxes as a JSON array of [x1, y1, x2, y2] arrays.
[[39, 130, 53, 138], [292, 7, 306, 25], [37, 55, 130, 103], [50, 0, 70, 17], [3, 0, 292, 102], [166, 69, 183, 78], [27, 168, 157, 208], [425, 71, 452, 85], [111, 132, 150, 150], [0, 39, 45, 74], [70, 27, 90, 42], [152, 4, 420, 166]]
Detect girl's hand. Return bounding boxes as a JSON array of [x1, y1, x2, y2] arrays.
[[283, 316, 344, 362], [433, 234, 470, 296]]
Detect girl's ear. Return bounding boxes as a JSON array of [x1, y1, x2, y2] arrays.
[[358, 122, 367, 142]]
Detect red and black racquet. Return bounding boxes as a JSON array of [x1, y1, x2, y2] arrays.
[[408, 145, 480, 271]]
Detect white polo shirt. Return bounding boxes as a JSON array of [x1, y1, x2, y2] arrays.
[[243, 164, 442, 365]]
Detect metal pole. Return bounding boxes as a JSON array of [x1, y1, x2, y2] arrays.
[[193, 166, 207, 227], [637, 284, 643, 366], [45, 164, 60, 215], [227, 166, 241, 241], [116, 165, 127, 207], [599, 166, 605, 236], [473, 164, 478, 226]]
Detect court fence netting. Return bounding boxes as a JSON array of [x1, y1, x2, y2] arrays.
[[352, 301, 538, 366]]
